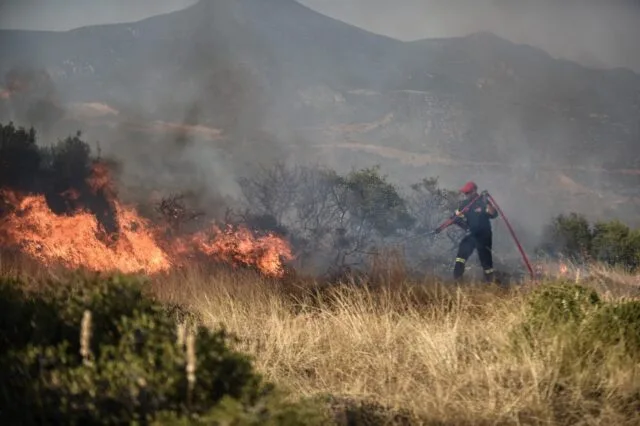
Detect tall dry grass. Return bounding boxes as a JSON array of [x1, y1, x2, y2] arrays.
[[150, 262, 640, 425], [3, 248, 639, 425]]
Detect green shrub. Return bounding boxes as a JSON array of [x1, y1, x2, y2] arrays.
[[592, 222, 640, 271], [581, 300, 640, 361], [539, 213, 593, 261], [0, 273, 328, 425], [539, 213, 640, 271], [152, 394, 332, 426], [523, 282, 602, 334]]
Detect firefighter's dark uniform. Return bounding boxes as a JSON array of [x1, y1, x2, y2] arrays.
[[452, 194, 499, 282]]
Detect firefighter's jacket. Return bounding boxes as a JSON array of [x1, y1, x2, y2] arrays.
[[452, 195, 499, 236]]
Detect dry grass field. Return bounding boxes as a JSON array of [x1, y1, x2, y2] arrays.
[[147, 260, 640, 425], [2, 251, 640, 425]]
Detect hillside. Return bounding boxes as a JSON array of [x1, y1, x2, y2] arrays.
[[1, 0, 639, 222]]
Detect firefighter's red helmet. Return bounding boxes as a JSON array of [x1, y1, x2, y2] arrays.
[[459, 181, 478, 194]]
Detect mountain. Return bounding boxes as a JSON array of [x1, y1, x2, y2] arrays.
[[1, 0, 640, 183]]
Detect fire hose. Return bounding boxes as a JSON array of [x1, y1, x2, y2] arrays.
[[485, 193, 535, 280], [432, 192, 483, 234], [431, 191, 535, 280]]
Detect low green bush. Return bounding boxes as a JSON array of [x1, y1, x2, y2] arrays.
[[539, 213, 593, 261], [539, 213, 640, 271], [0, 273, 329, 425], [581, 300, 640, 362], [522, 282, 602, 334], [512, 282, 640, 373]]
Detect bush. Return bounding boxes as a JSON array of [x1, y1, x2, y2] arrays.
[[539, 213, 640, 271], [0, 122, 41, 190], [511, 282, 603, 358], [538, 213, 592, 261], [591, 221, 640, 271], [581, 300, 640, 361], [235, 162, 452, 275], [523, 282, 602, 334], [513, 282, 640, 378], [0, 273, 328, 425]]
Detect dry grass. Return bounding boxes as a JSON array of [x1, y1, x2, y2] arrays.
[[3, 251, 639, 425], [149, 264, 640, 425]]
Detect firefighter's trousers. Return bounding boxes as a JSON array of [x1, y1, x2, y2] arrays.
[[453, 231, 494, 282]]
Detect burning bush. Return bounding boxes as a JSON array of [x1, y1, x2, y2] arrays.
[[0, 122, 295, 278], [0, 273, 328, 424]]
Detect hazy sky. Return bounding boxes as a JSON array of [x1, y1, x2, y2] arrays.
[[1, 0, 640, 71]]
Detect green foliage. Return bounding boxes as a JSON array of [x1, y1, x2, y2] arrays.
[[539, 213, 592, 260], [582, 300, 640, 361], [522, 282, 602, 334], [0, 274, 328, 425], [513, 282, 640, 373], [591, 221, 640, 271], [151, 394, 331, 426], [539, 213, 640, 271]]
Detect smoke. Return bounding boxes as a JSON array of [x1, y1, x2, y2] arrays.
[[0, 67, 66, 138], [291, 0, 640, 253], [1, 0, 639, 273]]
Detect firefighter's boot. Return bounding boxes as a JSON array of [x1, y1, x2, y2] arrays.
[[453, 258, 466, 281], [483, 268, 495, 283]]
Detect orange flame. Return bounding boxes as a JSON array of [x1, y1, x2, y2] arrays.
[[189, 225, 294, 277], [87, 161, 116, 196], [0, 191, 171, 274], [0, 164, 294, 277], [559, 262, 568, 276]]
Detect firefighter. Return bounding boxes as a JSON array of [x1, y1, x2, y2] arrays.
[[451, 181, 499, 283]]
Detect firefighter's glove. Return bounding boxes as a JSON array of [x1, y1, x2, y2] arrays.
[[455, 209, 464, 217]]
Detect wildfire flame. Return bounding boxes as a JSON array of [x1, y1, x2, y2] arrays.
[[190, 225, 294, 277], [0, 192, 171, 274], [0, 165, 294, 277], [559, 262, 568, 276]]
